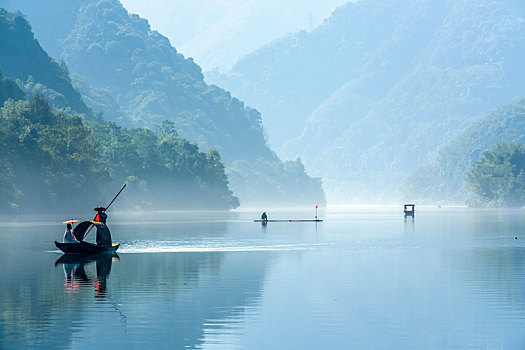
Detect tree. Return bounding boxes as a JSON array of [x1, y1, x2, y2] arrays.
[[466, 143, 525, 207]]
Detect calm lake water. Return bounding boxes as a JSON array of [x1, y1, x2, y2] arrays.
[[1, 208, 525, 349]]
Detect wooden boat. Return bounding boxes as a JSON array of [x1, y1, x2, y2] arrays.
[[56, 220, 120, 254], [55, 241, 120, 254]]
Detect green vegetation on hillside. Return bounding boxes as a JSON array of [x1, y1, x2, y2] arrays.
[[0, 68, 25, 104], [0, 8, 240, 211], [466, 143, 525, 207], [0, 9, 91, 116], [0, 95, 238, 212], [403, 97, 525, 204], [59, 0, 270, 162], [90, 120, 239, 209]]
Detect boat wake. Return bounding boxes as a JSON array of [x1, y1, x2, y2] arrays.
[[118, 241, 333, 253]]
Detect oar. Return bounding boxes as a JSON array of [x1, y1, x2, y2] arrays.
[[104, 184, 126, 212], [84, 184, 127, 240]]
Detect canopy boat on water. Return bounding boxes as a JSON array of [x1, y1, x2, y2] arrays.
[[55, 220, 120, 254], [404, 204, 415, 217]]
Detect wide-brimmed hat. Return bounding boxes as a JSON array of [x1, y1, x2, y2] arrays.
[[94, 207, 106, 211]]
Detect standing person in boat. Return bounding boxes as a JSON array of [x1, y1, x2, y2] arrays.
[[63, 223, 79, 243], [261, 212, 268, 222], [93, 207, 107, 224]]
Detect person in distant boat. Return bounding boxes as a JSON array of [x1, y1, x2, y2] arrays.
[[261, 212, 268, 222], [94, 207, 107, 224], [63, 223, 80, 243]]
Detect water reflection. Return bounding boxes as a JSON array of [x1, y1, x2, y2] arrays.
[[48, 250, 269, 349], [55, 254, 119, 298], [404, 216, 415, 237]]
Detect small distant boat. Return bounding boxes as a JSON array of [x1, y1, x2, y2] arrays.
[[255, 206, 322, 223], [404, 204, 415, 217], [55, 220, 120, 254]]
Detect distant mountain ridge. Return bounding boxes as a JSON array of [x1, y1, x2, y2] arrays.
[[209, 0, 525, 203]]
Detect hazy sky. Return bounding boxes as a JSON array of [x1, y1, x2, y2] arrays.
[[120, 0, 350, 71]]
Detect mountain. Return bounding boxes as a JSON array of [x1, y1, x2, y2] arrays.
[[0, 8, 91, 116], [0, 10, 240, 212], [402, 97, 525, 204], [178, 0, 349, 72], [60, 1, 267, 162], [2, 0, 326, 207], [120, 0, 348, 72], [209, 0, 525, 203]]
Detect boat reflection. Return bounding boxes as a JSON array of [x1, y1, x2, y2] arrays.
[[55, 254, 119, 298]]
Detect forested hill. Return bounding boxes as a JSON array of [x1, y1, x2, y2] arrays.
[[0, 9, 90, 116], [210, 0, 525, 203], [0, 9, 241, 211], [1, 0, 270, 162], [61, 1, 268, 162], [0, 94, 240, 212], [2, 1, 326, 207], [402, 97, 525, 204]]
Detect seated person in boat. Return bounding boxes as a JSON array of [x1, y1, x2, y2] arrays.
[[63, 223, 80, 243], [93, 207, 107, 224], [261, 212, 268, 221]]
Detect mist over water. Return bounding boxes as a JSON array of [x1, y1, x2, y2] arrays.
[[2, 208, 525, 349]]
